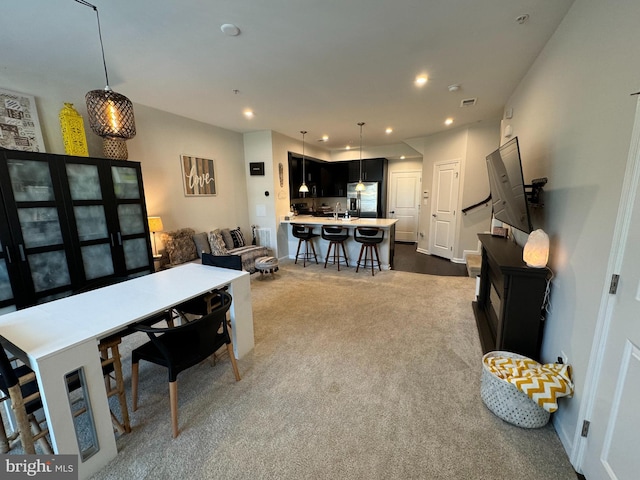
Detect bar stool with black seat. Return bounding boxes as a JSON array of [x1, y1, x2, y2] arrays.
[[354, 226, 385, 276], [292, 224, 319, 267], [321, 225, 349, 270]]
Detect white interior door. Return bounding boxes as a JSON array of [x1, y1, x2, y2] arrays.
[[580, 100, 640, 480], [388, 170, 421, 242], [429, 160, 459, 259]]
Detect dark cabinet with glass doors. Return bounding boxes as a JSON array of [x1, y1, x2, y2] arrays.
[[0, 149, 154, 313]]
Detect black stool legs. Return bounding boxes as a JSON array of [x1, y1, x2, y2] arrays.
[[292, 225, 318, 267], [322, 225, 349, 271], [354, 227, 384, 276]]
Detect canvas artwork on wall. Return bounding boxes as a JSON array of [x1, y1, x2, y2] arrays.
[[0, 88, 46, 152], [181, 155, 217, 196]]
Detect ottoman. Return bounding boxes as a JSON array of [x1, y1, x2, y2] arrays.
[[255, 256, 279, 278]]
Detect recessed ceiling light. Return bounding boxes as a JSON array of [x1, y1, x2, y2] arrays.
[[516, 14, 529, 25], [345, 145, 351, 150], [415, 75, 428, 86], [400, 155, 406, 160], [243, 109, 254, 118], [221, 23, 241, 36], [445, 118, 454, 126], [385, 128, 393, 134], [448, 84, 461, 92], [321, 135, 329, 142]]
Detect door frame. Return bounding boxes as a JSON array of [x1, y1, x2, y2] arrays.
[[572, 97, 640, 472]]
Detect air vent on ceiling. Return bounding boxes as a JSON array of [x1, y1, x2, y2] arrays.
[[460, 98, 477, 107]]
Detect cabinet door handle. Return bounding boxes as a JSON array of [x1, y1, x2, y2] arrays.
[[18, 244, 26, 262], [3, 244, 12, 264]]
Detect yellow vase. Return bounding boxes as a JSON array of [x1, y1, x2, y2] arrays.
[[59, 103, 89, 156]]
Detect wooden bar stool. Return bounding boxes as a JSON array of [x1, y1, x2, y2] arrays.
[[354, 226, 384, 276], [292, 224, 319, 267], [321, 225, 349, 270]]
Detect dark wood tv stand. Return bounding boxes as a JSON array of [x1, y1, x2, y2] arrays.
[[472, 233, 550, 361]]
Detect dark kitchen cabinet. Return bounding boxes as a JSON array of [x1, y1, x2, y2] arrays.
[[0, 149, 153, 311], [317, 161, 349, 197], [348, 158, 387, 183], [289, 154, 350, 199]]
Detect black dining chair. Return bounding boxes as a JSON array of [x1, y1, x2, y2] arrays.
[[172, 252, 241, 319], [0, 341, 52, 454], [130, 291, 240, 438]]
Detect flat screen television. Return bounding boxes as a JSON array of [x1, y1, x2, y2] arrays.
[[486, 136, 533, 233]]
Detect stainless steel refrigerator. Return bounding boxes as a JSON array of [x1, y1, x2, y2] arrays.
[[347, 182, 379, 217]]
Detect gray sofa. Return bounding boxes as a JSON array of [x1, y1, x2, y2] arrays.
[[161, 227, 269, 273]]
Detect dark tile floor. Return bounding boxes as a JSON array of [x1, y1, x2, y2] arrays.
[[392, 242, 469, 276]]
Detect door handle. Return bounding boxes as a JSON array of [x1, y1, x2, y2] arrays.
[[18, 244, 26, 262], [3, 243, 12, 264], [432, 214, 437, 218]]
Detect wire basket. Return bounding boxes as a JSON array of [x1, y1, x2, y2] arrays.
[[480, 351, 550, 428]]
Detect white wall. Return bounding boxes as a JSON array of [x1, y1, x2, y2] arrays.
[[503, 0, 640, 461], [127, 106, 249, 238], [0, 67, 249, 252], [417, 121, 500, 259]]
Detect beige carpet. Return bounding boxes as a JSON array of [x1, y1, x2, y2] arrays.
[[86, 260, 576, 479]]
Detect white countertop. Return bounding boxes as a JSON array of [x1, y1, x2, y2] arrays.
[[281, 215, 398, 228]]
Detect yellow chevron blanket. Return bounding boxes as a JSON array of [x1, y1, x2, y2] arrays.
[[484, 355, 574, 413]]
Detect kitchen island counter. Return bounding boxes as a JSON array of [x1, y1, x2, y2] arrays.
[[281, 216, 397, 269]]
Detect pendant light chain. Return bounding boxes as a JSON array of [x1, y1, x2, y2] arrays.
[[356, 122, 366, 192], [74, 0, 110, 88], [299, 130, 309, 193]]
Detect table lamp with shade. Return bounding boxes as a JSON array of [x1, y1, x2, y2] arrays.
[[148, 216, 164, 258]]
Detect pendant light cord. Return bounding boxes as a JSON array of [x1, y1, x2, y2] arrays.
[[358, 122, 365, 181], [75, 0, 110, 88]]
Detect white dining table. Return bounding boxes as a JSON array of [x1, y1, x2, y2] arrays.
[[0, 263, 254, 479]]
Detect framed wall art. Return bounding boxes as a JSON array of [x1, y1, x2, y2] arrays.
[[0, 88, 46, 152], [249, 162, 265, 176], [181, 155, 217, 196]]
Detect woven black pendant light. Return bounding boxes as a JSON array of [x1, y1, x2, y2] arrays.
[[76, 0, 136, 160]]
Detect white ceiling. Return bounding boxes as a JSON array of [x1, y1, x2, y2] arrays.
[[3, 0, 574, 153]]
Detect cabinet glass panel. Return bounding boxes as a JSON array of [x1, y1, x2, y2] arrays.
[[17, 208, 63, 248], [74, 206, 108, 241], [28, 251, 71, 292], [81, 244, 114, 280], [7, 159, 54, 202], [117, 204, 144, 235], [123, 238, 148, 270], [66, 163, 102, 201], [112, 167, 140, 200], [0, 260, 14, 302]]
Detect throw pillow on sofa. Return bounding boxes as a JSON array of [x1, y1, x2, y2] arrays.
[[220, 228, 235, 250], [192, 232, 211, 258], [208, 229, 228, 255], [162, 228, 198, 265], [230, 227, 246, 248]]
